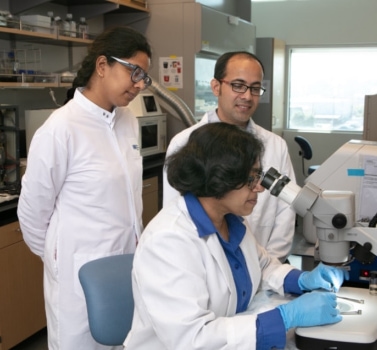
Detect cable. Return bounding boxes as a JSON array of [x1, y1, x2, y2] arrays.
[[49, 88, 61, 107]]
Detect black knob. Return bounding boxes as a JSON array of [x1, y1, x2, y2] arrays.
[[332, 213, 347, 229]]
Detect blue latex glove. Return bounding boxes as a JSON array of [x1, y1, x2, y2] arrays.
[[298, 263, 349, 292], [277, 292, 341, 330]]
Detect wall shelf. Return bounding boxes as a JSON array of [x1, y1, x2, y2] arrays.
[[0, 25, 90, 88], [0, 26, 94, 46]]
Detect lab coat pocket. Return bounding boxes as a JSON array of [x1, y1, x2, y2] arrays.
[[73, 249, 125, 298]]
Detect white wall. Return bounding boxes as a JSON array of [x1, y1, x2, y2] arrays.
[[252, 0, 377, 46], [252, 0, 376, 181]]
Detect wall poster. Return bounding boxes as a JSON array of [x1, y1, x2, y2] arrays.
[[159, 56, 183, 89]]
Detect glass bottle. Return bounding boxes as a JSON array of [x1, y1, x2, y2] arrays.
[[54, 16, 62, 36], [47, 11, 55, 34], [370, 271, 377, 295], [70, 15, 76, 37], [63, 13, 72, 36], [78, 17, 88, 39]]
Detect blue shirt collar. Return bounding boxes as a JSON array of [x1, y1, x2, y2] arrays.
[[183, 192, 246, 247]]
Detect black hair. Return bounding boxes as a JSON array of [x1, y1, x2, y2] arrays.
[[166, 122, 264, 198], [214, 51, 264, 81], [65, 26, 151, 103]]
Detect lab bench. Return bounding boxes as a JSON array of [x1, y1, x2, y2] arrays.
[[0, 203, 46, 350]]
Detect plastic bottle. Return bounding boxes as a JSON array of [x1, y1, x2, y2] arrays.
[[63, 13, 73, 36], [78, 17, 88, 39]]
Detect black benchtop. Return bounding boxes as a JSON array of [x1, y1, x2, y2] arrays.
[[0, 200, 18, 226]]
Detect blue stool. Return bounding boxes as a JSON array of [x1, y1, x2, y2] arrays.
[[294, 136, 320, 177]]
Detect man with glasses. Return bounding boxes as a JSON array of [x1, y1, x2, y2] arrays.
[[163, 51, 296, 263]]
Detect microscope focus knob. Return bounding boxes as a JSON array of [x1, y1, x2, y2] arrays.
[[332, 213, 347, 229]]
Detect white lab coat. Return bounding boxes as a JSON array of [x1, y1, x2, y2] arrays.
[[18, 89, 143, 350], [163, 110, 296, 262], [124, 196, 296, 350]]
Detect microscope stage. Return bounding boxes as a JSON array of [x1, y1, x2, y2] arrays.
[[295, 287, 377, 349]]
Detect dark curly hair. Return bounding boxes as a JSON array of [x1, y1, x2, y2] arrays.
[[166, 123, 264, 198]]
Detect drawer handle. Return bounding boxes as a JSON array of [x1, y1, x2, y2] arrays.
[[143, 183, 152, 188]]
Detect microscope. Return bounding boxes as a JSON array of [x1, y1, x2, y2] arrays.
[[261, 167, 377, 266]]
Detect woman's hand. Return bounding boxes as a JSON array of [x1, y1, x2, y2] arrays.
[[298, 263, 349, 292]]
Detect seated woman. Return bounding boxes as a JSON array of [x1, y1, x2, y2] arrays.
[[124, 122, 348, 350]]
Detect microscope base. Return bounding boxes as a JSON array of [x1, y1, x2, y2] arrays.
[[296, 334, 377, 350], [295, 287, 377, 349]]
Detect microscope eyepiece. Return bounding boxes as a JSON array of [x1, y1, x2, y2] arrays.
[[261, 167, 281, 190]]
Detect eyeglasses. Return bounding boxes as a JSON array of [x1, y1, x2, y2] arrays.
[[111, 56, 152, 89], [247, 171, 264, 190], [220, 80, 266, 96]]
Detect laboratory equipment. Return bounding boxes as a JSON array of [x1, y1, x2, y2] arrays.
[[261, 166, 377, 265], [127, 92, 167, 158], [0, 105, 20, 193], [261, 168, 377, 348], [296, 140, 377, 286]]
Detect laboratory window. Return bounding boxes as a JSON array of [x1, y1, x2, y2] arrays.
[[286, 46, 377, 132]]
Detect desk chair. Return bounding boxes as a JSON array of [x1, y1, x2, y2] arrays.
[[79, 254, 134, 346], [294, 135, 320, 177]]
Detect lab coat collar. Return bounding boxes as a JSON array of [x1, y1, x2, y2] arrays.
[[183, 193, 243, 314], [74, 88, 117, 126], [207, 109, 254, 135]]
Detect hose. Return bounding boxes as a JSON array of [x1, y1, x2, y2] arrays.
[[147, 80, 197, 128]]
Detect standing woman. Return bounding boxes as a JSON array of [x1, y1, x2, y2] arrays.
[[18, 26, 152, 349]]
